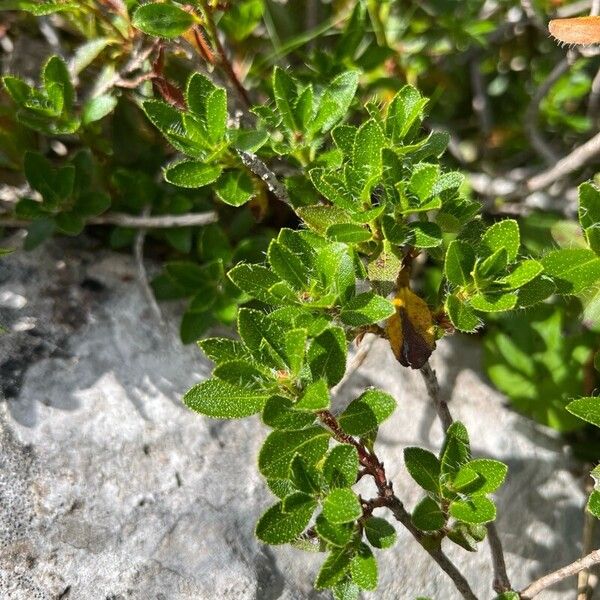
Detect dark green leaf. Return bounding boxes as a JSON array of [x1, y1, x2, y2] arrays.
[[323, 488, 361, 524], [350, 543, 377, 591], [449, 497, 496, 524], [412, 496, 445, 531], [295, 380, 330, 411], [308, 327, 347, 387], [364, 517, 397, 549], [259, 427, 330, 479], [566, 396, 600, 428], [323, 444, 359, 488], [132, 2, 195, 38], [338, 389, 396, 435], [403, 447, 441, 494], [184, 378, 269, 418], [256, 496, 316, 544]]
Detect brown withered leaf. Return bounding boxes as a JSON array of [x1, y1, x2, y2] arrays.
[[385, 285, 436, 369]]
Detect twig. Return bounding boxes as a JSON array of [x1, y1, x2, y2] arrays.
[[578, 476, 597, 600], [386, 496, 479, 600], [237, 151, 293, 208], [470, 58, 492, 138], [197, 0, 252, 108], [92, 40, 158, 99], [0, 212, 218, 229], [317, 410, 479, 600], [524, 55, 575, 165], [526, 129, 600, 191], [134, 207, 164, 327], [521, 549, 600, 599], [418, 361, 512, 594], [486, 522, 512, 593], [419, 361, 453, 432]]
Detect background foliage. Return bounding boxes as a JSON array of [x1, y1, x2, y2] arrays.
[[0, 1, 599, 598]]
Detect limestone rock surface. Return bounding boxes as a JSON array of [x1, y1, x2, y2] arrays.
[[0, 239, 590, 599]]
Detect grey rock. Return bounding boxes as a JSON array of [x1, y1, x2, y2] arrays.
[[0, 239, 591, 600]]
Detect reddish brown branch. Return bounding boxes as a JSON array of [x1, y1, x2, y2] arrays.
[[317, 410, 479, 600], [197, 0, 251, 108]]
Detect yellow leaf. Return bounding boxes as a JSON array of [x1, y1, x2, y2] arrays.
[[385, 280, 436, 370]]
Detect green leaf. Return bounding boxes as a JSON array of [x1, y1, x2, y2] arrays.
[[353, 119, 384, 178], [364, 517, 397, 549], [72, 38, 111, 75], [229, 129, 269, 152], [481, 220, 520, 262], [323, 488, 362, 524], [403, 447, 441, 494], [409, 163, 439, 202], [255, 496, 316, 544], [198, 337, 247, 364], [214, 170, 254, 206], [24, 151, 74, 206], [332, 125, 357, 156], [213, 360, 273, 389], [566, 396, 600, 427], [350, 543, 377, 591], [238, 308, 287, 368], [476, 249, 508, 280], [381, 215, 410, 245], [44, 55, 74, 112], [494, 593, 520, 600], [82, 94, 117, 125], [268, 239, 310, 290], [516, 275, 556, 307], [308, 327, 347, 387], [450, 467, 483, 494], [184, 378, 269, 418], [2, 75, 31, 104], [450, 497, 496, 524], [228, 263, 280, 303], [0, 1, 78, 15], [445, 294, 482, 332], [24, 218, 55, 250], [297, 205, 353, 235], [587, 490, 600, 518], [386, 85, 428, 142], [295, 380, 330, 411], [338, 389, 396, 435], [205, 87, 227, 142], [262, 396, 316, 431], [326, 223, 372, 244], [164, 161, 221, 189], [311, 71, 359, 134], [290, 455, 321, 495], [469, 292, 517, 313], [339, 292, 394, 326], [284, 328, 307, 376], [499, 260, 543, 290], [410, 221, 443, 248], [55, 212, 84, 235], [579, 182, 600, 254], [445, 241, 476, 287], [273, 67, 299, 133], [315, 546, 353, 589], [412, 496, 446, 531], [541, 248, 600, 294], [315, 514, 354, 547], [132, 2, 195, 38], [323, 445, 359, 488], [465, 459, 508, 494], [440, 422, 471, 476], [259, 427, 330, 479]]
